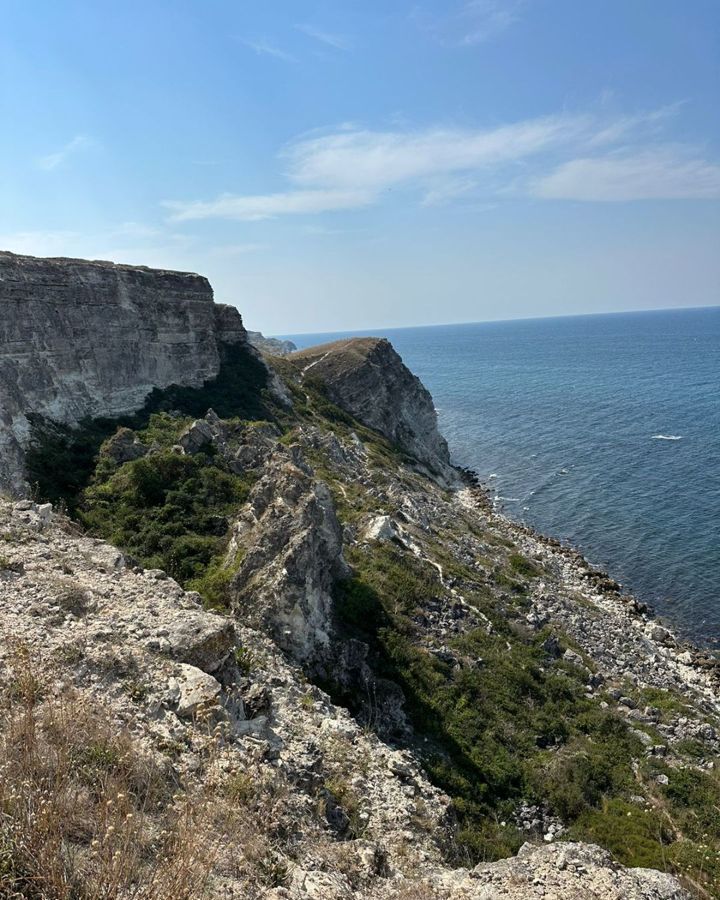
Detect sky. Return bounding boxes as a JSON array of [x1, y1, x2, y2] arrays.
[[1, 1, 719, 334]]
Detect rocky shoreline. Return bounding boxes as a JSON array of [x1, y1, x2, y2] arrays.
[[459, 480, 720, 753]]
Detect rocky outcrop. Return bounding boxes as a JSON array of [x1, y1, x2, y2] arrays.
[[289, 338, 454, 480], [0, 251, 247, 495], [247, 329, 297, 356], [445, 842, 691, 899], [226, 444, 350, 669]]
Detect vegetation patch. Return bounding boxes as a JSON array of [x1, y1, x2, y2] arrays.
[[81, 449, 253, 591], [329, 539, 718, 874], [26, 342, 269, 510]]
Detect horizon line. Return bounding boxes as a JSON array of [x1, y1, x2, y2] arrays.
[[274, 302, 720, 339]]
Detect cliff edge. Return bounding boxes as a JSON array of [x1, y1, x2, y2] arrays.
[[0, 251, 247, 494], [289, 337, 454, 480]]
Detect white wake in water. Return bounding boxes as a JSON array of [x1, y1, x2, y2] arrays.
[[651, 434, 683, 441]]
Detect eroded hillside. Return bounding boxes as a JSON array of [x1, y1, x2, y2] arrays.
[[2, 333, 719, 898]]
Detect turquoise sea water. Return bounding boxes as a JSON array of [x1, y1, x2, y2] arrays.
[[284, 307, 720, 645]]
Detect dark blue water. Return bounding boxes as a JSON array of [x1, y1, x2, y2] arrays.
[[283, 308, 720, 644]]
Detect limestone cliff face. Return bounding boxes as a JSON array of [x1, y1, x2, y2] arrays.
[[0, 251, 247, 494], [289, 337, 454, 480]]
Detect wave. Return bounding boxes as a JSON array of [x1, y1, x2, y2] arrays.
[[651, 434, 683, 441]]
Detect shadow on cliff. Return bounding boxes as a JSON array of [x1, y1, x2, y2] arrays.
[[25, 343, 270, 510]]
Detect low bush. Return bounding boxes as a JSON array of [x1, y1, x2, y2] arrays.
[[81, 450, 253, 588]]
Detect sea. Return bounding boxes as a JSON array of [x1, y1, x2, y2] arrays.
[[283, 306, 720, 646]]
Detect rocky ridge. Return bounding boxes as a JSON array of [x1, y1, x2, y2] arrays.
[[0, 496, 693, 899], [247, 331, 298, 357], [288, 338, 454, 482]]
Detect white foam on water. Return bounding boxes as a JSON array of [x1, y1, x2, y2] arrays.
[[651, 434, 683, 441]]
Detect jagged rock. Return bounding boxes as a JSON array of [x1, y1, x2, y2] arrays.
[[289, 337, 454, 480], [229, 422, 282, 472], [363, 514, 402, 543], [226, 446, 349, 668], [0, 251, 248, 495], [466, 841, 690, 899], [161, 608, 236, 673], [170, 663, 222, 718], [102, 427, 148, 464], [0, 498, 454, 896], [178, 418, 215, 454]]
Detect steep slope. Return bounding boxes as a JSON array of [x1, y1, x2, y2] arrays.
[[0, 494, 691, 899], [1, 256, 717, 898], [288, 338, 454, 481]]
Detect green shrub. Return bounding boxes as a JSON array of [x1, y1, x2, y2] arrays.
[[571, 798, 672, 870], [330, 541, 654, 865], [81, 451, 253, 590]]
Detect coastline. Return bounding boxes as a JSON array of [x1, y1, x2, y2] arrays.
[[458, 476, 720, 722]]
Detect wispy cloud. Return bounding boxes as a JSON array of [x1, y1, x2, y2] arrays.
[[421, 175, 481, 206], [283, 115, 589, 190], [164, 103, 719, 220], [165, 189, 374, 222], [240, 38, 295, 62], [296, 23, 349, 50], [37, 134, 94, 171], [531, 148, 720, 201], [414, 0, 525, 47]]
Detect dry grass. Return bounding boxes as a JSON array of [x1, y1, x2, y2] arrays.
[[0, 644, 328, 899], [0, 645, 220, 899]]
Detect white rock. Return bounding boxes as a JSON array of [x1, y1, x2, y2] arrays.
[[172, 664, 221, 718]]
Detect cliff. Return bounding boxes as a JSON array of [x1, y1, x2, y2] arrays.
[[289, 337, 453, 480], [247, 329, 297, 356], [0, 251, 247, 494]]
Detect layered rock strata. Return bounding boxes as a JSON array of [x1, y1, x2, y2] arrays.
[[0, 251, 246, 494]]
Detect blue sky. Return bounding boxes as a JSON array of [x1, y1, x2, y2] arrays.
[[1, 1, 718, 333]]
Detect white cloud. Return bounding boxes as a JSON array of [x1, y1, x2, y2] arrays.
[[163, 104, 719, 220], [37, 135, 94, 171], [240, 38, 295, 62], [284, 116, 590, 190], [414, 0, 525, 47], [296, 24, 349, 50], [421, 175, 481, 206], [531, 148, 720, 201], [457, 0, 525, 44], [165, 189, 374, 222]]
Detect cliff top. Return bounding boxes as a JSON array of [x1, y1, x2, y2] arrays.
[[0, 249, 207, 281], [291, 336, 386, 361], [289, 336, 452, 478]]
